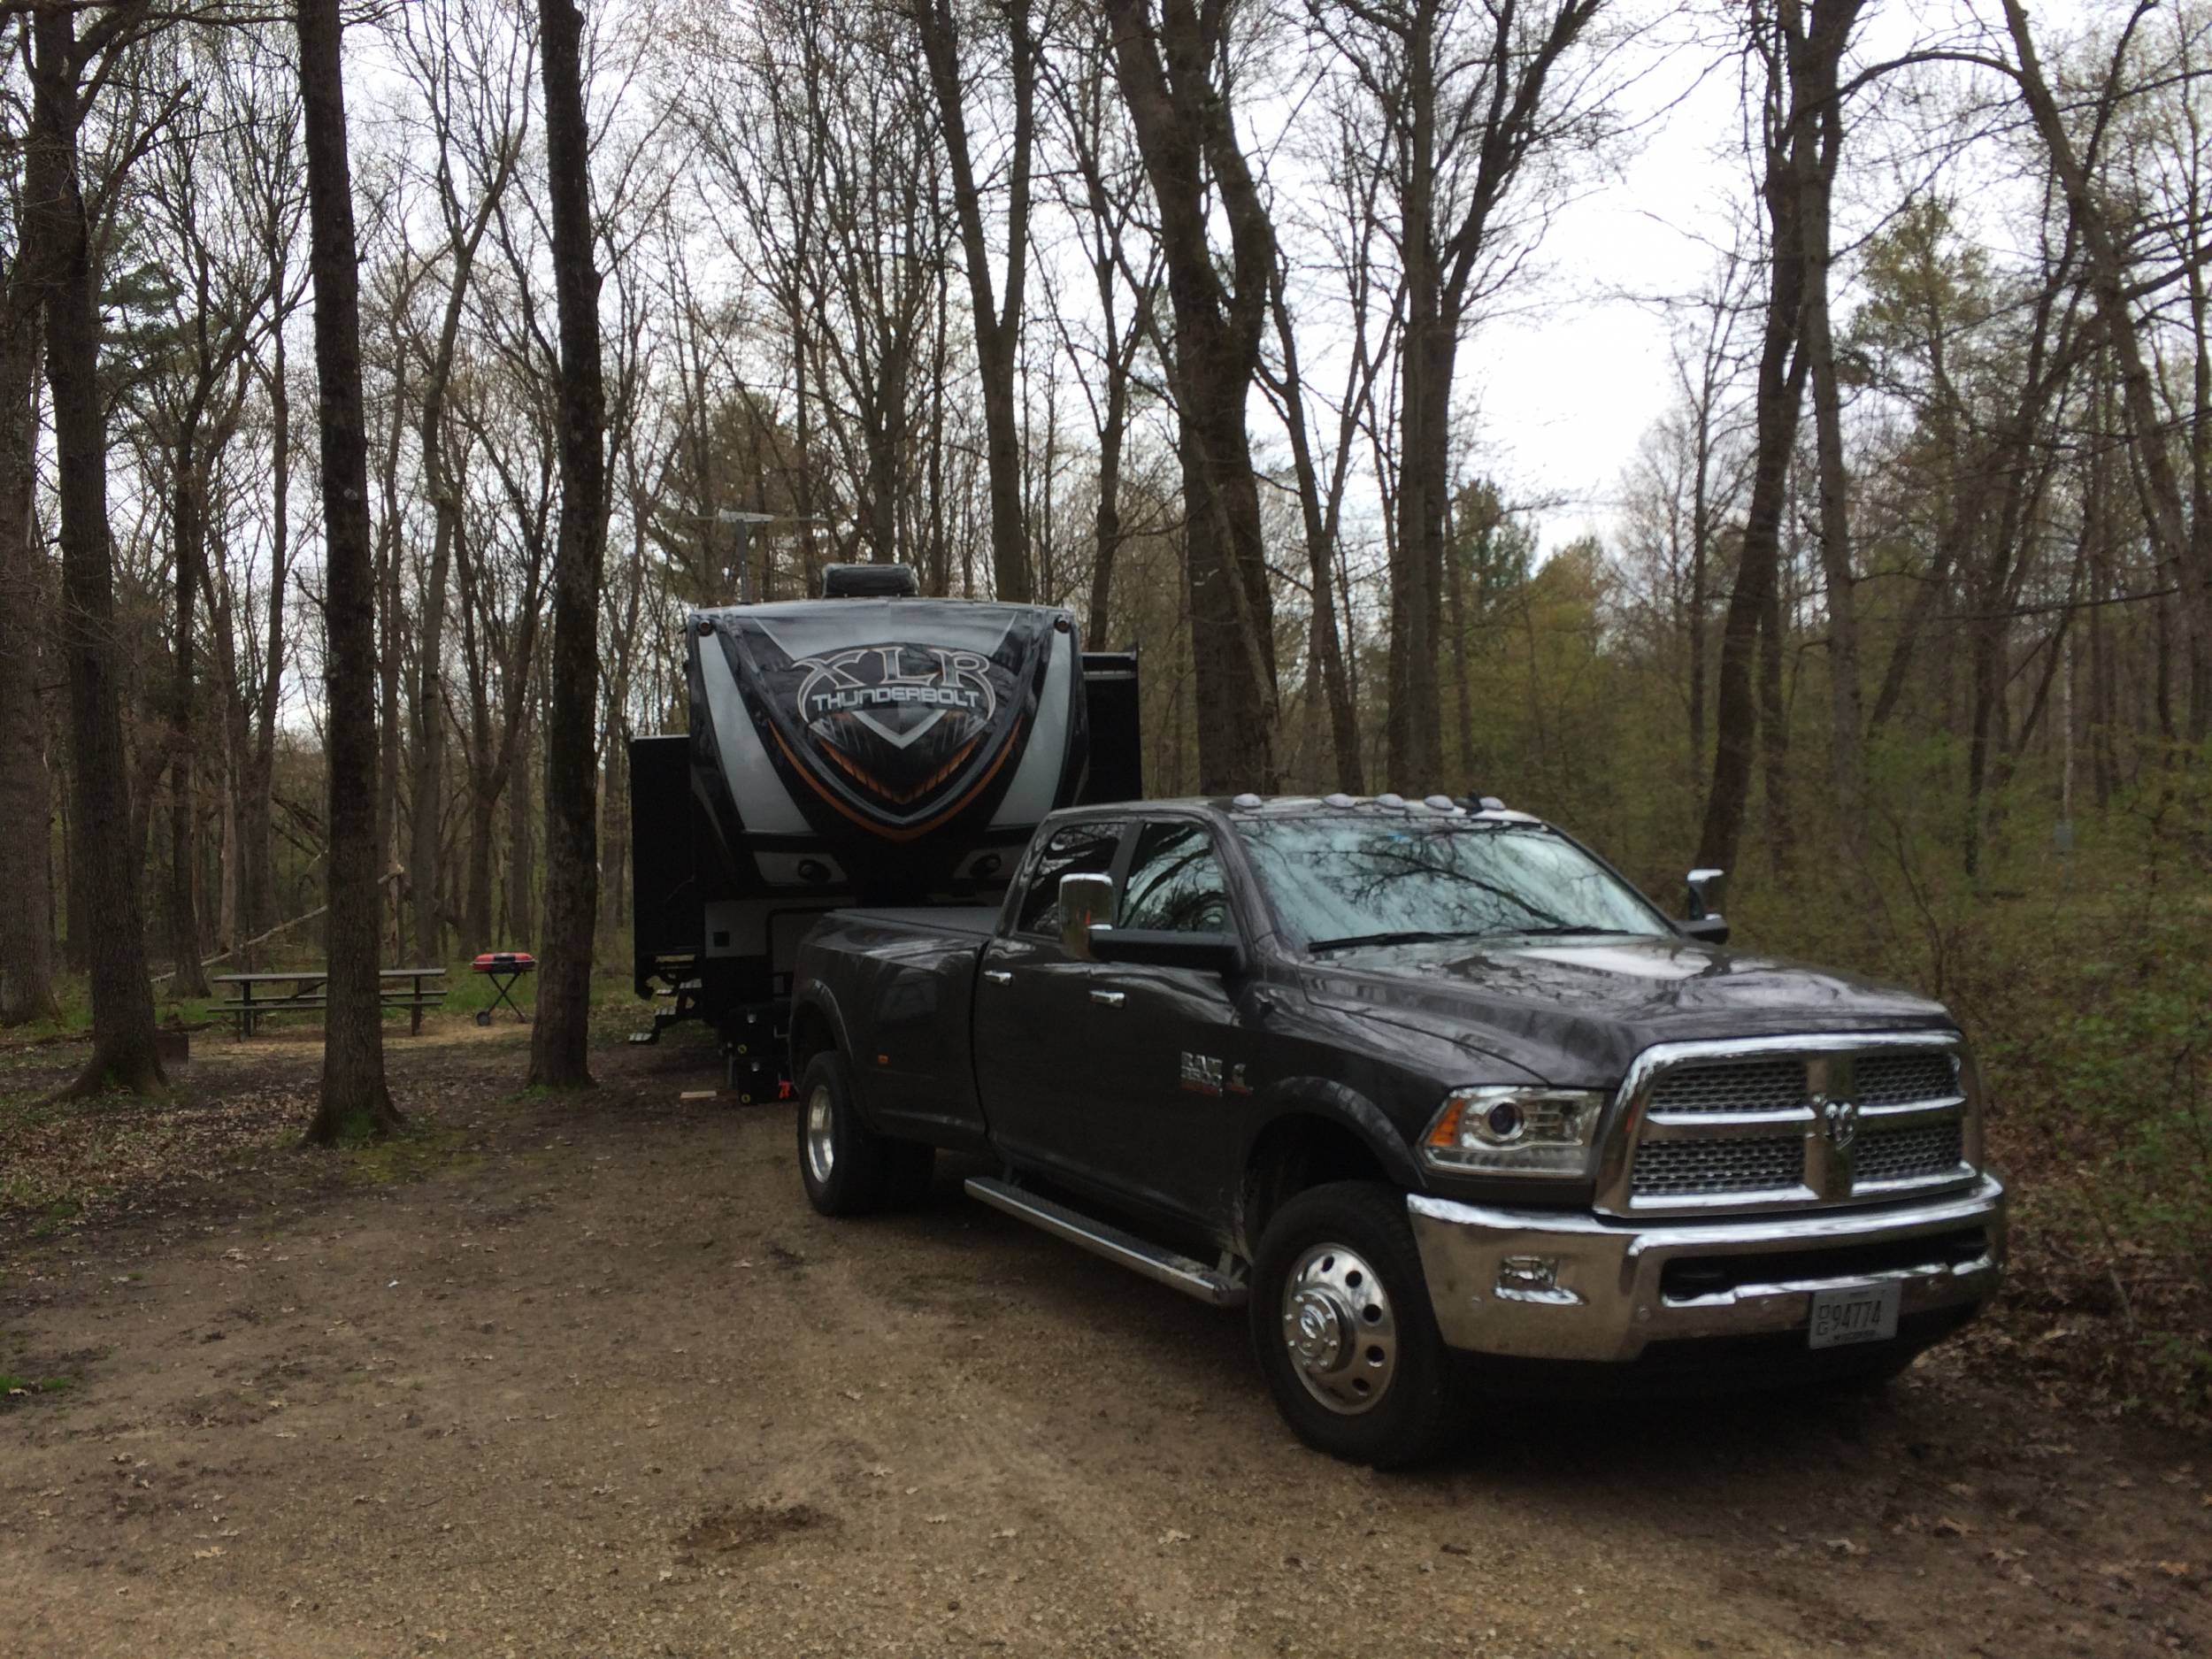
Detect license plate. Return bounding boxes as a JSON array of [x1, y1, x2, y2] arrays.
[[1808, 1282, 1901, 1348]]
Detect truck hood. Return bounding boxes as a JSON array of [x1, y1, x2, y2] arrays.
[[1298, 933, 1954, 1090]]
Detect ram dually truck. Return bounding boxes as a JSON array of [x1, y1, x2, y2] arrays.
[[784, 792, 2006, 1466]]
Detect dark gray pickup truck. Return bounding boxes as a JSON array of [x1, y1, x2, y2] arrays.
[[787, 793, 2006, 1465]]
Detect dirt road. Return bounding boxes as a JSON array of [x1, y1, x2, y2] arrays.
[[3, 1024, 2205, 1657]]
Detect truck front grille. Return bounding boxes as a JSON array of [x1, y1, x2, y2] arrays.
[[1647, 1056, 1805, 1114], [1856, 1052, 1958, 1107], [1855, 1121, 1964, 1184], [1631, 1136, 1803, 1198], [1609, 1037, 1976, 1216]]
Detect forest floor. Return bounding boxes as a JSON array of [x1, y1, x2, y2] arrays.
[[1, 1012, 2208, 1658]]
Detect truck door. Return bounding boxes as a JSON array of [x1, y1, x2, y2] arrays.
[[972, 818, 1130, 1184], [1082, 818, 1248, 1226]]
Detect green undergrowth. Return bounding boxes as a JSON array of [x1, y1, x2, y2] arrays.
[[3, 955, 630, 1048], [1717, 757, 2212, 1418], [339, 1120, 481, 1187], [0, 1373, 72, 1409]]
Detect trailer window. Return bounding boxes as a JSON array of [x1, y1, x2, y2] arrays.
[[1016, 820, 1127, 937]]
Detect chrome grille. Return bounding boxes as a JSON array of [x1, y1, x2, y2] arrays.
[[1631, 1136, 1803, 1198], [1856, 1121, 1964, 1183], [1856, 1052, 1957, 1106], [1608, 1037, 1976, 1215], [1648, 1056, 1805, 1115]]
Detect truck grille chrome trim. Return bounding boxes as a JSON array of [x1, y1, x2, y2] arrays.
[[1855, 1120, 1964, 1185], [1630, 1135, 1805, 1198], [1598, 1033, 1977, 1218], [1647, 1056, 1806, 1115]]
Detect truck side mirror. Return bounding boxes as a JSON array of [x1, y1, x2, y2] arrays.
[[1058, 872, 1114, 959], [1682, 867, 1729, 945]]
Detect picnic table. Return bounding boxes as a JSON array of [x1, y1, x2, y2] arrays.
[[214, 967, 449, 1039]]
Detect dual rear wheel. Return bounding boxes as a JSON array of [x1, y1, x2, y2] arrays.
[[795, 1050, 934, 1216]]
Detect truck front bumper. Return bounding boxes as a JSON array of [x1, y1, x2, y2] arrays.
[[1407, 1174, 2005, 1363]]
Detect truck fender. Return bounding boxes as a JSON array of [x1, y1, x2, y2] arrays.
[[786, 979, 856, 1093], [1233, 1078, 1424, 1253]]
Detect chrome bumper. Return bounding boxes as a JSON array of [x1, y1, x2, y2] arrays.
[[1407, 1174, 2005, 1363]]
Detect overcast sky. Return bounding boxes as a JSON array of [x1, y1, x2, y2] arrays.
[[1458, 0, 2051, 555]]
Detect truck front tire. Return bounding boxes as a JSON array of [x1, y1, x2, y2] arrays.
[[1249, 1181, 1465, 1469], [796, 1050, 933, 1216]]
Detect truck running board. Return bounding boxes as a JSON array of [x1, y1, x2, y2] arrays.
[[964, 1177, 1248, 1309]]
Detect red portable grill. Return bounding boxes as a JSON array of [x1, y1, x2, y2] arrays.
[[471, 950, 536, 1025]]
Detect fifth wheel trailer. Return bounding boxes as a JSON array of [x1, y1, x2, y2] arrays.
[[627, 566, 1140, 1097]]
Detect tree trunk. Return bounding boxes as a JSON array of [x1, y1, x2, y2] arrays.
[[1104, 0, 1279, 793], [1796, 27, 1865, 864], [34, 4, 165, 1095], [1696, 0, 1856, 873], [914, 0, 1034, 603], [1087, 362, 1125, 641], [1756, 557, 1793, 877], [0, 300, 58, 1024], [375, 316, 405, 959], [166, 445, 211, 997], [503, 697, 533, 946], [527, 0, 608, 1087], [245, 333, 289, 941], [1266, 261, 1363, 794], [1391, 359, 1448, 790], [297, 0, 399, 1143]]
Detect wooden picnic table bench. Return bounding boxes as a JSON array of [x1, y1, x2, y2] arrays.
[[214, 967, 449, 1039]]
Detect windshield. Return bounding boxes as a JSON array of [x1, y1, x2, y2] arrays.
[[1234, 816, 1670, 951]]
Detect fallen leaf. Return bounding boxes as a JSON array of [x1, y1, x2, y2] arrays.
[[1932, 1517, 1972, 1539]]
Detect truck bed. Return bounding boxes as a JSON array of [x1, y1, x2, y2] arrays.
[[831, 904, 1002, 937], [795, 905, 999, 1155]]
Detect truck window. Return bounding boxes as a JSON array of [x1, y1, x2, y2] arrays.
[[1235, 816, 1671, 947], [1016, 820, 1127, 936], [1118, 822, 1232, 933]]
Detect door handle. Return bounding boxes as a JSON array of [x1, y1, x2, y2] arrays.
[[1089, 989, 1125, 1007], [983, 969, 1013, 985]]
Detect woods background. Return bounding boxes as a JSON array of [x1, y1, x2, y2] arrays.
[[0, 0, 2208, 1407]]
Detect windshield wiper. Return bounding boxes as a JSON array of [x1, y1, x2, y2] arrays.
[[1304, 928, 1493, 954], [1501, 925, 1635, 939]]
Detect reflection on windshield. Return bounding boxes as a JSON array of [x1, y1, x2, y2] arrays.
[[1234, 818, 1667, 950]]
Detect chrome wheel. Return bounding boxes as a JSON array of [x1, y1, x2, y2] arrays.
[[803, 1085, 837, 1186], [1279, 1240, 1398, 1415]]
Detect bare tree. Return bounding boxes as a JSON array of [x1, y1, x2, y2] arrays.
[[391, 0, 529, 965], [912, 0, 1037, 601], [1697, 0, 1860, 875], [1996, 0, 2211, 739], [527, 0, 607, 1088], [0, 13, 58, 1024], [1103, 0, 1281, 790], [32, 0, 166, 1094], [1310, 0, 1609, 788], [298, 0, 398, 1142]]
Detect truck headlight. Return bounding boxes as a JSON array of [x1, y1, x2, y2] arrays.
[[1420, 1087, 1606, 1178]]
